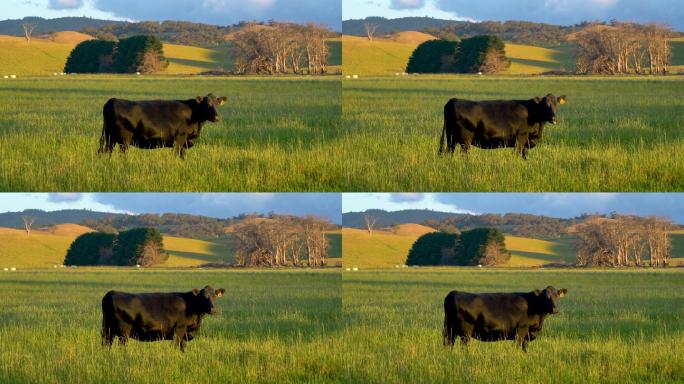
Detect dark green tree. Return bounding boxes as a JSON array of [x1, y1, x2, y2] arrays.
[[406, 232, 459, 266], [64, 39, 116, 73], [454, 35, 510, 74], [406, 40, 459, 73], [112, 35, 167, 73], [113, 227, 167, 266], [456, 227, 510, 266], [64, 232, 116, 265]]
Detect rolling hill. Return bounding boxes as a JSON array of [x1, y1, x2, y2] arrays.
[[0, 34, 342, 76], [344, 31, 684, 76], [0, 226, 234, 268], [343, 225, 684, 269], [343, 33, 576, 75], [0, 225, 342, 268]]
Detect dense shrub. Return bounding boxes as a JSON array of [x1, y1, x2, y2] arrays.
[[64, 40, 115, 73], [406, 232, 459, 266], [406, 40, 458, 73], [64, 232, 116, 265]]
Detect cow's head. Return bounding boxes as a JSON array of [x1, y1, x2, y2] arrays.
[[535, 94, 566, 125], [191, 285, 226, 315], [534, 286, 567, 314], [195, 94, 227, 123]]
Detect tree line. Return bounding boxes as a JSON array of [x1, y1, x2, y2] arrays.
[[406, 35, 510, 74], [427, 20, 572, 46], [82, 20, 238, 46], [64, 228, 167, 267], [232, 215, 330, 267], [572, 215, 674, 267], [406, 228, 510, 266], [65, 35, 167, 74], [574, 22, 674, 74], [231, 22, 332, 75]]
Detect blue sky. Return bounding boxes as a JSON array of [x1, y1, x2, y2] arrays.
[[343, 193, 684, 223], [0, 193, 342, 224], [343, 0, 684, 30], [4, 0, 341, 30]]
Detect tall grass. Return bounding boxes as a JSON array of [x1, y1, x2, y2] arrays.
[[0, 76, 342, 191], [0, 269, 342, 383], [341, 75, 684, 191], [341, 268, 684, 383]]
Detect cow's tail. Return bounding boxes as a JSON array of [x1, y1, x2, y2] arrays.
[[438, 121, 447, 155], [443, 291, 456, 347], [99, 99, 114, 155], [101, 291, 114, 346]]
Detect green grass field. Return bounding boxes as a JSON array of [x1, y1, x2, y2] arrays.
[[0, 269, 342, 383], [0, 76, 341, 191], [341, 268, 684, 383], [342, 75, 684, 191]]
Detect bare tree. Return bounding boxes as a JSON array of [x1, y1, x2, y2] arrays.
[[21, 216, 36, 236], [364, 21, 378, 41], [232, 215, 330, 268], [574, 22, 672, 75], [479, 49, 510, 74], [573, 215, 672, 268], [22, 23, 37, 42], [363, 214, 376, 236]]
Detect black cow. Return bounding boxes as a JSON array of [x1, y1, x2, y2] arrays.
[[439, 94, 567, 158], [101, 286, 226, 351], [99, 93, 228, 159], [443, 286, 567, 352]]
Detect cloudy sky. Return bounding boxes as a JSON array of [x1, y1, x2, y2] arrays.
[[343, 0, 684, 30], [343, 193, 684, 223], [5, 0, 341, 29], [0, 193, 342, 223]]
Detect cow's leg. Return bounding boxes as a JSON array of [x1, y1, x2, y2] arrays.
[[173, 326, 188, 352], [515, 327, 530, 352], [515, 134, 529, 159], [443, 317, 458, 348], [459, 323, 473, 347], [174, 135, 188, 159]]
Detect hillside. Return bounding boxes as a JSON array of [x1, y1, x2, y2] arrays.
[[0, 209, 118, 229], [343, 33, 575, 75], [0, 225, 342, 268], [343, 17, 457, 37], [343, 226, 684, 269], [0, 226, 234, 268], [0, 34, 341, 75], [0, 17, 122, 36], [343, 209, 457, 228]]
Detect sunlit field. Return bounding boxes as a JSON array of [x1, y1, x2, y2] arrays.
[[341, 268, 684, 383], [0, 76, 342, 191], [341, 75, 684, 191], [0, 269, 342, 383]]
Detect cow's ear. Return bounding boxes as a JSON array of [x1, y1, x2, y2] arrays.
[[533, 96, 541, 103], [558, 288, 568, 297], [557, 95, 567, 105], [195, 96, 202, 103], [218, 96, 227, 106], [216, 288, 225, 297], [192, 288, 200, 296], [534, 289, 541, 296]]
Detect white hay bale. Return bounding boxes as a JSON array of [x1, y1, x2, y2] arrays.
[[10, 75, 16, 79], [352, 267, 359, 271], [3, 268, 8, 271], [352, 74, 359, 79], [10, 267, 17, 271]]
